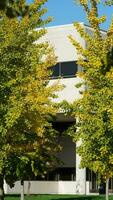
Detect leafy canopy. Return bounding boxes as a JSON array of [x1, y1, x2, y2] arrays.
[[69, 0, 113, 181], [0, 0, 61, 187]]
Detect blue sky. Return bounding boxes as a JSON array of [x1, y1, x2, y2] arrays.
[[27, 0, 113, 30]]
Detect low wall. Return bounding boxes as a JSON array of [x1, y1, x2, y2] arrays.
[[4, 181, 90, 195]]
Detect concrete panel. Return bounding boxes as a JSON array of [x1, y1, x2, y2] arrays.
[[5, 181, 59, 194], [76, 140, 86, 194], [58, 181, 76, 194], [49, 77, 84, 103], [5, 181, 79, 195], [38, 24, 85, 62]]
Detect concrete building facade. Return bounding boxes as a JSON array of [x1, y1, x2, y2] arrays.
[[4, 24, 111, 195]]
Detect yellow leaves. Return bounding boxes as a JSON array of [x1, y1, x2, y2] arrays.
[[5, 103, 23, 128], [0, 0, 61, 182], [99, 15, 107, 24], [34, 127, 45, 137], [6, 79, 17, 87], [71, 0, 113, 181], [79, 0, 88, 4], [100, 146, 109, 157], [109, 155, 113, 164], [106, 69, 113, 80], [69, 35, 84, 56]]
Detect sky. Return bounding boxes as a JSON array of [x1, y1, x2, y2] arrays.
[[27, 0, 113, 30]]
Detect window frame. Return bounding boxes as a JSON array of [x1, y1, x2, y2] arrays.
[[50, 61, 78, 79]]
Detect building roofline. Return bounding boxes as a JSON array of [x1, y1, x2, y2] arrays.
[[46, 23, 83, 29], [84, 23, 106, 33], [45, 23, 106, 33]]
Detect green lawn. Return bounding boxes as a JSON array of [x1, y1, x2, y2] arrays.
[[4, 195, 113, 200]]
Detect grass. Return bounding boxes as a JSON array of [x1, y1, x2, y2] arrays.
[[4, 195, 113, 200]]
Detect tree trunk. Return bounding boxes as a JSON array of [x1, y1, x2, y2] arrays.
[[20, 180, 24, 200], [0, 175, 4, 200], [106, 179, 109, 200], [27, 180, 31, 196]]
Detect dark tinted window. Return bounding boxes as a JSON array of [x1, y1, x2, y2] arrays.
[[52, 122, 74, 133], [58, 167, 76, 181], [61, 61, 77, 77], [35, 167, 76, 181], [51, 61, 77, 78]]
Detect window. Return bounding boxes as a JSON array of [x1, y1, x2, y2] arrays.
[[58, 167, 76, 181], [34, 168, 76, 181], [61, 61, 77, 78], [51, 61, 77, 78], [86, 168, 98, 193], [52, 121, 74, 133]]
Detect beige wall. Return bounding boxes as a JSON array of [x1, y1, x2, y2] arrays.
[[40, 23, 85, 62], [4, 180, 91, 195]]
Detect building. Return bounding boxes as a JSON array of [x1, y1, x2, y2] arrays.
[[4, 23, 111, 195]]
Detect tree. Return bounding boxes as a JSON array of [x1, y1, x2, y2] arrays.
[[69, 1, 113, 199], [0, 0, 30, 18], [104, 0, 113, 5], [0, 1, 61, 200]]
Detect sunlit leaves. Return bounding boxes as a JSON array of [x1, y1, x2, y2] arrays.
[[0, 0, 60, 187], [70, 0, 113, 182]]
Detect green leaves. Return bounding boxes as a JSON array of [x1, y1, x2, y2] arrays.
[[0, 0, 60, 186], [70, 0, 113, 182]]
